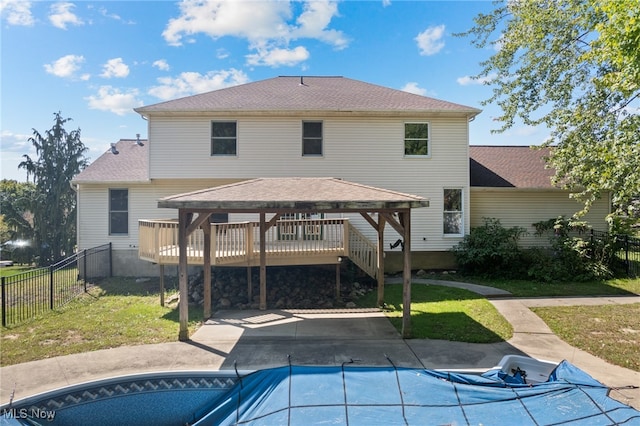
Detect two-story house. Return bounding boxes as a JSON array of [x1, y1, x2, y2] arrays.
[[72, 76, 609, 278]]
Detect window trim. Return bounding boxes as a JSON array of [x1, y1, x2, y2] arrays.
[[403, 121, 431, 158], [109, 188, 129, 236], [443, 187, 463, 237], [211, 120, 238, 156], [302, 120, 323, 157]]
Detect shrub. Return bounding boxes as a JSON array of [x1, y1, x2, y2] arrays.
[[452, 218, 526, 277], [528, 217, 614, 282]]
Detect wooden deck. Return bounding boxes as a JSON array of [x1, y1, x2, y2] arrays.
[[139, 218, 378, 278]]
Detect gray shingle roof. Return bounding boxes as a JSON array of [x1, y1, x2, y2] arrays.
[[72, 139, 149, 183], [470, 146, 555, 189], [158, 177, 429, 211], [135, 76, 481, 116]]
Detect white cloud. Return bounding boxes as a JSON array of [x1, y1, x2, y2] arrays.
[[49, 2, 84, 30], [44, 54, 85, 78], [457, 74, 495, 86], [162, 0, 347, 67], [0, 0, 35, 26], [163, 1, 291, 46], [148, 69, 250, 100], [504, 126, 540, 138], [382, 0, 392, 7], [100, 58, 130, 78], [493, 34, 504, 52], [0, 130, 32, 153], [153, 59, 170, 71], [292, 1, 348, 50], [86, 86, 142, 115], [401, 82, 427, 96], [246, 46, 310, 67], [415, 24, 445, 56]]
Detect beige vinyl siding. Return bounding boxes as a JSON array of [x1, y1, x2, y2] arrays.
[[470, 189, 610, 247], [146, 115, 471, 252], [76, 179, 244, 250]]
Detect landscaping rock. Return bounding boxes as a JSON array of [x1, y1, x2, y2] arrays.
[[187, 266, 375, 310]]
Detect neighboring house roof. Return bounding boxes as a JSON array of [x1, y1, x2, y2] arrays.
[[135, 76, 481, 117], [158, 177, 429, 211], [72, 139, 149, 184], [470, 146, 555, 189]]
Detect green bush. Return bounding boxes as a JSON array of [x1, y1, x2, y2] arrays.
[[527, 217, 614, 282], [452, 218, 526, 277]]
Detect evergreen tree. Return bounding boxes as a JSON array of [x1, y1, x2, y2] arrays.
[[19, 112, 89, 264]]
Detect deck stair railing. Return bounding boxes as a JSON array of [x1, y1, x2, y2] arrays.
[[345, 222, 378, 279]]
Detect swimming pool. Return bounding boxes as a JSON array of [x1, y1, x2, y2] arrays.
[[0, 370, 243, 426], [2, 360, 639, 425]]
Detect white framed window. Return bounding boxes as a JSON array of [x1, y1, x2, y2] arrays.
[[302, 121, 323, 156], [211, 121, 237, 156], [109, 188, 128, 235], [443, 188, 463, 235], [404, 122, 430, 157]]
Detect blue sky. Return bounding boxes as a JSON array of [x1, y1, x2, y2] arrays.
[[1, 0, 548, 182]]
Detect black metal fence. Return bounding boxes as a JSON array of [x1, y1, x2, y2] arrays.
[[1, 243, 112, 327], [590, 230, 639, 277]]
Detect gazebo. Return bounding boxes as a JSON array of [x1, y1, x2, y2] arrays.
[[157, 178, 429, 340]]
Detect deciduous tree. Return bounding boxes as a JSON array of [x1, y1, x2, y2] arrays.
[[462, 0, 640, 217]]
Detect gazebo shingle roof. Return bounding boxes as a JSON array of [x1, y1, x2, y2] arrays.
[[158, 177, 429, 211], [135, 76, 481, 116]]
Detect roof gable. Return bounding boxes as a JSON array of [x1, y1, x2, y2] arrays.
[[470, 146, 555, 189], [135, 76, 481, 116]]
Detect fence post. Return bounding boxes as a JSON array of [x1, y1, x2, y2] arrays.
[[109, 242, 113, 277], [49, 265, 55, 310], [625, 235, 630, 277], [1, 276, 6, 327], [83, 249, 88, 292]]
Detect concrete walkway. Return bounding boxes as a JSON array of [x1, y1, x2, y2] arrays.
[[1, 279, 639, 409]]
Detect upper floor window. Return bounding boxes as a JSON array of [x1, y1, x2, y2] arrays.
[[404, 122, 430, 156], [443, 188, 463, 235], [211, 121, 237, 156], [109, 189, 128, 235], [302, 121, 323, 156]]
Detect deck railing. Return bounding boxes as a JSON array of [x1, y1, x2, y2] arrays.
[[139, 218, 362, 268], [346, 222, 378, 279]]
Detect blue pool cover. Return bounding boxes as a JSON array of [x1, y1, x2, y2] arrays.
[[193, 361, 640, 425], [2, 361, 639, 425]]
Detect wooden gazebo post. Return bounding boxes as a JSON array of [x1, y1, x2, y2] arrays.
[[177, 209, 190, 341], [259, 212, 267, 310], [401, 210, 412, 338], [202, 220, 212, 319], [377, 214, 386, 306]]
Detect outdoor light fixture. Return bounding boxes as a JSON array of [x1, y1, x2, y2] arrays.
[[390, 239, 404, 251]]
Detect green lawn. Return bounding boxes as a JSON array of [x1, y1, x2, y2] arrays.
[[1, 274, 638, 369], [0, 277, 202, 366], [0, 265, 33, 277], [532, 303, 640, 372], [357, 284, 513, 343], [430, 274, 640, 297]]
